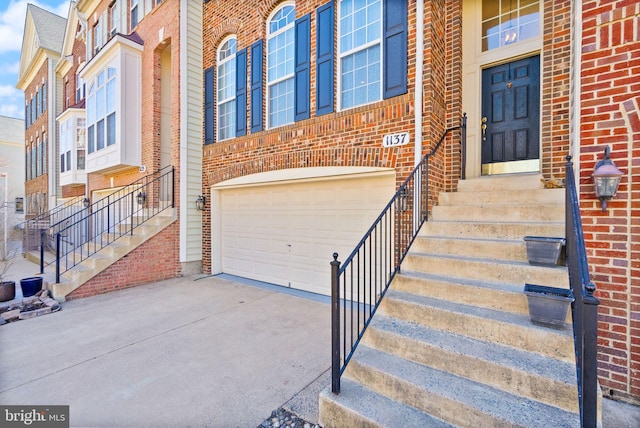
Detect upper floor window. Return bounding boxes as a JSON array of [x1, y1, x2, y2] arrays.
[[94, 19, 104, 54], [217, 37, 237, 141], [86, 67, 117, 154], [482, 0, 540, 51], [130, 0, 139, 30], [267, 4, 295, 128], [338, 0, 382, 110], [76, 75, 85, 103], [110, 1, 120, 38]]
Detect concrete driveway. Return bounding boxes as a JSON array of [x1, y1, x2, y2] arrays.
[[0, 275, 331, 427]]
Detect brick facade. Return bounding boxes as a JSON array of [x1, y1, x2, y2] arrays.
[[24, 60, 52, 217], [580, 0, 640, 404], [202, 0, 463, 273], [66, 221, 181, 300]]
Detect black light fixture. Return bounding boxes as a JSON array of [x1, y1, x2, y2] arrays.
[[195, 194, 206, 211], [398, 186, 408, 212], [83, 197, 90, 208], [592, 146, 623, 212], [137, 191, 146, 206]]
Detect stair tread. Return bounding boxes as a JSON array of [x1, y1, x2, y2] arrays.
[[398, 270, 530, 293], [385, 289, 573, 337], [370, 314, 577, 383], [407, 249, 567, 272], [321, 379, 454, 428], [351, 344, 580, 427]]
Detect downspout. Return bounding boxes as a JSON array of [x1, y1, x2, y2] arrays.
[[414, 0, 424, 166], [48, 58, 58, 208], [571, 0, 582, 189]]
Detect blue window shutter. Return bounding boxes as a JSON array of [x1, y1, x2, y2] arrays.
[[316, 2, 334, 116], [294, 14, 310, 121], [383, 0, 408, 98], [236, 48, 247, 137], [250, 40, 263, 133], [204, 67, 214, 145]]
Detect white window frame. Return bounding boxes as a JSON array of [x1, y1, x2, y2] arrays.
[[110, 1, 120, 38], [337, 0, 383, 111], [217, 36, 237, 141], [266, 2, 295, 129], [130, 0, 139, 30], [94, 19, 103, 54], [86, 67, 117, 154]]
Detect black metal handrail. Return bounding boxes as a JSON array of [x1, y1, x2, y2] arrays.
[[54, 167, 174, 282], [565, 155, 600, 427], [22, 195, 85, 253], [330, 117, 466, 394]]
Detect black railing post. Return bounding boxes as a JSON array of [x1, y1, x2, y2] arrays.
[[131, 191, 135, 235], [461, 113, 467, 180], [331, 252, 341, 394], [55, 232, 61, 283], [583, 283, 599, 427], [39, 229, 45, 274]]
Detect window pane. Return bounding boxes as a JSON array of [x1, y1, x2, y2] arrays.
[[341, 44, 380, 109], [106, 78, 115, 112], [482, 0, 540, 51], [268, 78, 294, 128], [77, 150, 85, 170], [218, 100, 236, 141], [88, 125, 95, 153], [267, 5, 295, 128], [107, 113, 116, 146], [66, 151, 71, 171], [97, 119, 105, 150], [96, 87, 105, 118], [60, 154, 65, 173]]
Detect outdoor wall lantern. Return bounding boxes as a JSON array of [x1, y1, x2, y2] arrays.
[[136, 191, 146, 206], [398, 186, 409, 212], [592, 146, 623, 212], [83, 197, 90, 208], [195, 194, 206, 211]]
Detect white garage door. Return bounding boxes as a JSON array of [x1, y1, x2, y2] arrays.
[[219, 172, 395, 295]]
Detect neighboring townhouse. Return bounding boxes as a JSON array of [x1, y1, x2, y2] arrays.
[[17, 1, 203, 301], [0, 115, 26, 241], [16, 4, 66, 220], [51, 0, 203, 299], [203, 0, 638, 407]]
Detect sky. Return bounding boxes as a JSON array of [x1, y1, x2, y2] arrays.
[[0, 0, 70, 120]]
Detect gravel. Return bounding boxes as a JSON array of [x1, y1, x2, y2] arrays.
[[257, 408, 322, 428]]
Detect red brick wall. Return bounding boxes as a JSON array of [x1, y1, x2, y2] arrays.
[[66, 221, 181, 300], [201, 0, 462, 273], [24, 60, 52, 216], [580, 0, 640, 404]]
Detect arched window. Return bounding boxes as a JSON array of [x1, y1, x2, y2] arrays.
[[266, 3, 295, 128], [217, 36, 237, 141]]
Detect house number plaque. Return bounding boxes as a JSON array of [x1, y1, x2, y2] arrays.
[[382, 132, 410, 148]]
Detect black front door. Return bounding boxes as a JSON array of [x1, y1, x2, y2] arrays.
[[481, 55, 540, 174]]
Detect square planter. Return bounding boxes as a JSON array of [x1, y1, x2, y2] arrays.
[[524, 284, 574, 329], [523, 236, 565, 266]]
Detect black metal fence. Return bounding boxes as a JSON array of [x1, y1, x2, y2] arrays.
[[53, 167, 174, 282], [330, 118, 466, 394], [22, 196, 85, 253], [565, 156, 600, 427]]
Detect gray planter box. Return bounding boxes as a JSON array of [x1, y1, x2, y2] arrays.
[[524, 284, 574, 329], [523, 236, 565, 266]]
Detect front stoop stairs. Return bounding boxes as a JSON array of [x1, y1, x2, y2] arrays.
[[30, 209, 176, 301], [320, 174, 598, 427]]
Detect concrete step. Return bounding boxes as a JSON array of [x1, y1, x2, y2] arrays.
[[431, 203, 564, 222], [402, 252, 569, 288], [392, 271, 531, 316], [378, 289, 575, 361], [411, 235, 528, 262], [457, 173, 545, 192], [419, 220, 565, 240], [439, 187, 564, 206], [363, 315, 579, 412], [344, 345, 580, 427], [319, 379, 453, 428]]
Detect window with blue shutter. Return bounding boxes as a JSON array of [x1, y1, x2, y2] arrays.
[[294, 14, 310, 121], [236, 48, 247, 137], [250, 40, 263, 133], [204, 66, 214, 145], [383, 0, 407, 98], [316, 2, 334, 116]]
